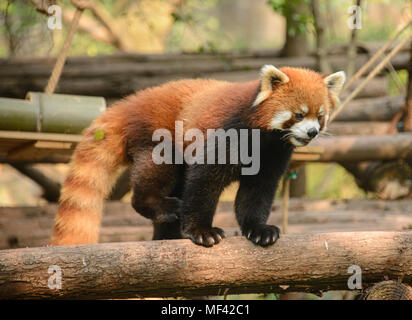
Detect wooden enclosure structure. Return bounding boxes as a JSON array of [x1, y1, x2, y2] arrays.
[[1, 39, 412, 299]]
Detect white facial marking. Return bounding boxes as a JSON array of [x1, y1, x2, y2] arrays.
[[290, 119, 320, 139], [269, 110, 292, 130], [289, 136, 306, 147], [319, 105, 324, 115], [322, 114, 329, 131], [301, 104, 308, 114]]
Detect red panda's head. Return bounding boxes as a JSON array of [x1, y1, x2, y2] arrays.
[[251, 65, 345, 147]]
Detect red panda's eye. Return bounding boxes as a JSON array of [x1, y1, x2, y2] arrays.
[[295, 113, 304, 121], [318, 115, 323, 122]]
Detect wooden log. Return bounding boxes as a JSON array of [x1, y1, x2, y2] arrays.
[[11, 164, 61, 202], [340, 77, 387, 99], [340, 161, 412, 199], [4, 198, 412, 220], [0, 231, 411, 299], [0, 51, 407, 99], [310, 133, 412, 162], [360, 280, 412, 300], [1, 199, 412, 249], [334, 96, 404, 122], [328, 122, 390, 136], [2, 130, 411, 164]]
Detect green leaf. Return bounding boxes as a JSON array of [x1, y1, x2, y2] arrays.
[[93, 128, 105, 141]]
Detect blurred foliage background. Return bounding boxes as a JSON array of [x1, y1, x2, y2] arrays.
[[0, 0, 407, 57]]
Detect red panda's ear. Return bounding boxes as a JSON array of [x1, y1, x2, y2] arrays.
[[324, 71, 346, 96], [252, 65, 289, 107], [260, 65, 289, 91]]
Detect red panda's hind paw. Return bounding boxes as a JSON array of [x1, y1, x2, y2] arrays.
[[182, 226, 226, 247], [154, 212, 179, 224], [153, 196, 182, 224], [243, 224, 280, 247]]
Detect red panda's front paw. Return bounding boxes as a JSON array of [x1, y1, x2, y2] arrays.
[[182, 226, 226, 247], [243, 224, 280, 247]]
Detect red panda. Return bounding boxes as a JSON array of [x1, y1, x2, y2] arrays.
[[51, 65, 345, 247]]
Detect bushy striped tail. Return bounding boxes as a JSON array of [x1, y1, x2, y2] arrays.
[[51, 111, 127, 245]]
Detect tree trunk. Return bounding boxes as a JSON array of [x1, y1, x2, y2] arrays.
[[311, 0, 331, 73], [346, 0, 361, 79], [0, 231, 411, 299], [281, 2, 309, 57], [403, 40, 412, 131]]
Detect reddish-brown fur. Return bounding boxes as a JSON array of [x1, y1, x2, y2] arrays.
[[51, 67, 338, 245], [53, 79, 232, 244], [250, 67, 334, 130]]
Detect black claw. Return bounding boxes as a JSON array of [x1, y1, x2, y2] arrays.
[[252, 235, 261, 244], [243, 224, 280, 247], [182, 227, 225, 247], [261, 235, 271, 246]]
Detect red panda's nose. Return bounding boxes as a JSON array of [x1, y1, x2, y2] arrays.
[[307, 128, 318, 138]]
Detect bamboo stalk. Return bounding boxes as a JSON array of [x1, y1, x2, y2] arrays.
[[331, 31, 412, 122], [341, 19, 412, 94], [44, 8, 84, 94]]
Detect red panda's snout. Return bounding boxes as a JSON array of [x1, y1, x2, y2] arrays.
[[288, 116, 321, 146], [268, 106, 323, 147]]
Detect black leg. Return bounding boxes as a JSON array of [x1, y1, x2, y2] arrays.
[[180, 164, 230, 247], [235, 176, 280, 246], [152, 165, 186, 240], [130, 150, 182, 236], [235, 150, 291, 246]]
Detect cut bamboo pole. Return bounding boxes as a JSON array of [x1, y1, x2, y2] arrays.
[[0, 93, 105, 134]]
